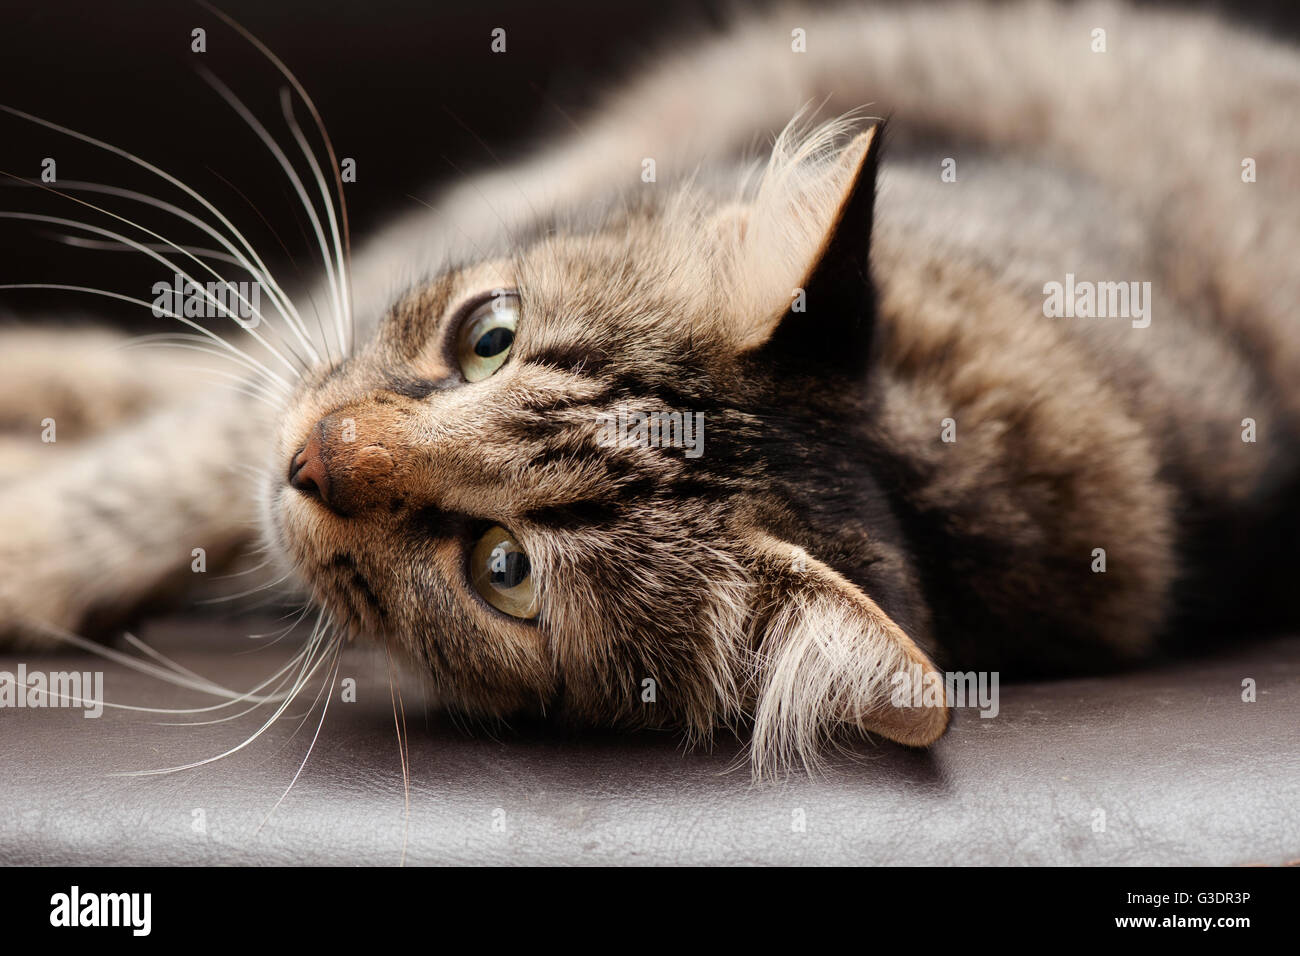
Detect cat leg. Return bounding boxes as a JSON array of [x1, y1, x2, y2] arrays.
[[0, 384, 275, 647], [0, 326, 219, 479]]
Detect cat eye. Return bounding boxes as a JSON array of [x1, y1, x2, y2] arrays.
[[455, 291, 520, 382], [468, 525, 538, 620]]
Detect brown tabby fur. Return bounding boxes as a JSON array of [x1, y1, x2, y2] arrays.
[[2, 1, 1298, 774]]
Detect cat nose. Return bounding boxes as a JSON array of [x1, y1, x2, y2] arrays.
[[289, 424, 332, 504], [287, 412, 398, 515]]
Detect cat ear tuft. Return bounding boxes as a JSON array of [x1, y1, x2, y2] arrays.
[[751, 124, 883, 377], [746, 531, 949, 777]]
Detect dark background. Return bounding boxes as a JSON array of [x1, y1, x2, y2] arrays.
[[1, 0, 1298, 330]]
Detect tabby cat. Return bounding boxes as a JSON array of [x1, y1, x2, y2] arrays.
[[2, 0, 1298, 774]]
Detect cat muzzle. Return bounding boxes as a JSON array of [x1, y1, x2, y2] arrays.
[[288, 413, 398, 516]]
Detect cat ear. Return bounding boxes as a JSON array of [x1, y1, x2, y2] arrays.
[[753, 124, 883, 377], [746, 531, 949, 775]]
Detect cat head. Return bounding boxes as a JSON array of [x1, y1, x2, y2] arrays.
[[268, 121, 949, 775]]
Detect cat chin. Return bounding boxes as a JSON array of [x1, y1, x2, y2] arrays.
[[263, 488, 341, 607]]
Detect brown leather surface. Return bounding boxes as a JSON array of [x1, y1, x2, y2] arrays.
[[2, 618, 1297, 865]]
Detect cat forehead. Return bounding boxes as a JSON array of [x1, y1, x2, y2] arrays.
[[510, 196, 796, 356], [378, 198, 757, 363]]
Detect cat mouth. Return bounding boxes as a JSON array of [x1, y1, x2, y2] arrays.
[[273, 482, 375, 635]]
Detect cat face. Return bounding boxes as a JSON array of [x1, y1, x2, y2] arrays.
[[268, 124, 950, 772]]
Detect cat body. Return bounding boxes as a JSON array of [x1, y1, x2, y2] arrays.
[[2, 1, 1298, 772]]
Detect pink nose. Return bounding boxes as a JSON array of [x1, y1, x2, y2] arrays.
[[288, 424, 331, 505], [286, 413, 399, 516]]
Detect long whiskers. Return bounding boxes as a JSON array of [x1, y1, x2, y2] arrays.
[[114, 608, 341, 775], [0, 176, 320, 363], [23, 617, 304, 710], [196, 0, 353, 352], [0, 202, 304, 380], [0, 280, 293, 393], [122, 332, 292, 401], [196, 567, 298, 605], [385, 643, 412, 867], [280, 89, 352, 355], [257, 646, 341, 833], [0, 1, 369, 825], [197, 70, 347, 363], [0, 103, 329, 359], [48, 232, 245, 267]]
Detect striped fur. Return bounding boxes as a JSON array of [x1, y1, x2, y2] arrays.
[[2, 1, 1299, 774]]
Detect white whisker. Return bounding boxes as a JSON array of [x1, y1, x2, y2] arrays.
[[121, 331, 273, 373], [48, 233, 244, 267], [197, 0, 354, 353], [21, 617, 300, 706], [1, 177, 322, 362], [0, 103, 316, 361], [131, 352, 287, 409], [257, 647, 341, 832], [196, 567, 297, 604], [114, 609, 339, 774], [0, 281, 292, 393], [168, 363, 287, 410], [158, 634, 327, 726], [280, 89, 351, 354], [0, 207, 303, 378], [199, 70, 345, 361], [385, 644, 412, 867]]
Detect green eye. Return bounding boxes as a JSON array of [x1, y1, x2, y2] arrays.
[[456, 291, 519, 382], [469, 525, 538, 620]]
